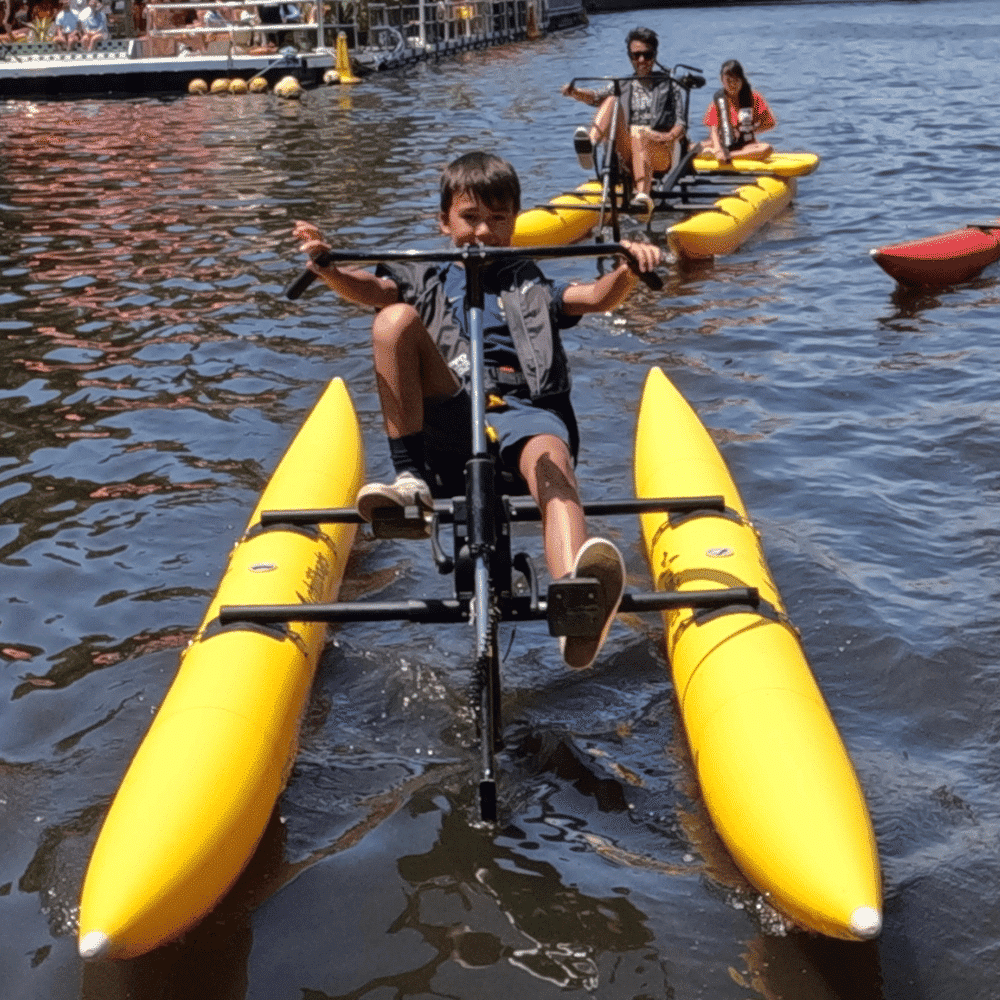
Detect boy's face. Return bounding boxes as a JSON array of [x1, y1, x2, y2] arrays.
[[440, 190, 517, 248]]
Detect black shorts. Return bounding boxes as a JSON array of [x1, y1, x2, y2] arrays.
[[422, 389, 572, 494]]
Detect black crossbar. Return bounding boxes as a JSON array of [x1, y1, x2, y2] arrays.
[[258, 494, 726, 528], [218, 586, 758, 628]]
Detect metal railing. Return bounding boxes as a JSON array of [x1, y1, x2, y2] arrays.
[[144, 2, 326, 47], [139, 0, 539, 54]]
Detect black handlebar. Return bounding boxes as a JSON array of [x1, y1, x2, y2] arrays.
[[287, 242, 663, 300], [568, 64, 705, 91]]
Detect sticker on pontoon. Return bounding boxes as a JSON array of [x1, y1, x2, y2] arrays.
[[706, 547, 735, 558], [249, 562, 278, 573]]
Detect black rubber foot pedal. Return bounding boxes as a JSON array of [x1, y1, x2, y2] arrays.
[[369, 505, 432, 540], [546, 577, 603, 638]]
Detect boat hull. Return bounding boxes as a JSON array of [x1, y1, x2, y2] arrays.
[[693, 151, 820, 178], [666, 176, 795, 260], [870, 223, 1000, 286], [633, 367, 881, 940], [78, 378, 364, 960]]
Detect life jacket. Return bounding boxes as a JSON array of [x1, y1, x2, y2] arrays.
[[375, 259, 579, 456], [620, 75, 679, 133], [714, 90, 756, 152], [713, 89, 740, 151]]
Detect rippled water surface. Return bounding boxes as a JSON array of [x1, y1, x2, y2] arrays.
[[3, 1, 1000, 997]]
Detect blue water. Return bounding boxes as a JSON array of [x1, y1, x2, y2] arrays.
[[2, 1, 1000, 997]]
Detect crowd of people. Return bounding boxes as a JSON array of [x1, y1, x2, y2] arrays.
[[562, 27, 776, 217], [0, 0, 310, 54], [1, 0, 110, 47]]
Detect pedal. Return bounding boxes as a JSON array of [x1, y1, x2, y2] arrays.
[[546, 577, 603, 638], [369, 505, 433, 540]]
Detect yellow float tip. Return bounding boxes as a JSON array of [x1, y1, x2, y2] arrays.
[[79, 930, 112, 960], [849, 905, 882, 939]]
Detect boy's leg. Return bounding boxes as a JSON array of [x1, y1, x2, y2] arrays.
[[518, 434, 624, 669], [371, 302, 458, 438], [358, 303, 459, 522], [517, 434, 585, 581]]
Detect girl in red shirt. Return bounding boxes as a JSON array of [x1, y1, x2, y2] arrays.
[[702, 60, 776, 164]]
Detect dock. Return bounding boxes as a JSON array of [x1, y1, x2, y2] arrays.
[[0, 0, 588, 99]]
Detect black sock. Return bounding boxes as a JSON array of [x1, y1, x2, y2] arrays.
[[388, 433, 426, 479]]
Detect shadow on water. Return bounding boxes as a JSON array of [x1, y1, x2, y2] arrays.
[[745, 933, 886, 1000], [879, 272, 999, 321], [241, 782, 681, 1000]]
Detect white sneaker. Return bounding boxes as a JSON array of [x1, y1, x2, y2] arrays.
[[573, 126, 594, 171], [356, 471, 433, 523], [628, 191, 654, 224], [560, 538, 625, 670]]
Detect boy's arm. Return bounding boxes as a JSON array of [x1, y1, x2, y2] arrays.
[[562, 240, 664, 315], [293, 221, 399, 308]]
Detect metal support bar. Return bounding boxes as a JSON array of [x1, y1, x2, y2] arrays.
[[220, 598, 467, 625], [218, 587, 759, 629], [258, 494, 727, 528]]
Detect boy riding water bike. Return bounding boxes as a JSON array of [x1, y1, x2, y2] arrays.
[[295, 151, 662, 669]]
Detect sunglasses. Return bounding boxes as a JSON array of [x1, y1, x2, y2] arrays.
[[629, 49, 656, 61]]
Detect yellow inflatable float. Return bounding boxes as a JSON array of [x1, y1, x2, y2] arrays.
[[634, 367, 881, 940], [78, 379, 364, 959], [667, 176, 796, 260]]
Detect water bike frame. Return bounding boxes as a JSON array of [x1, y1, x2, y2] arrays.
[[565, 65, 708, 241], [221, 243, 759, 822]]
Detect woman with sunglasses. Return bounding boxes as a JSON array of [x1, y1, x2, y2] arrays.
[[562, 27, 685, 220], [701, 59, 776, 165]]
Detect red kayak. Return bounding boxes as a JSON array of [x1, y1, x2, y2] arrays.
[[870, 222, 1000, 286]]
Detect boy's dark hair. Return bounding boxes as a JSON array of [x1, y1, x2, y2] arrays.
[[625, 26, 658, 55], [440, 152, 521, 216]]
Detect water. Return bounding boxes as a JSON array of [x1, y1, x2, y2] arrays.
[[2, 1, 1000, 996]]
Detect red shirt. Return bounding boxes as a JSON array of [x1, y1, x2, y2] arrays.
[[703, 91, 776, 132]]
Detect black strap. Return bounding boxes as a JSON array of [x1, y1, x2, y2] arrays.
[[243, 520, 323, 542], [198, 615, 292, 644], [484, 364, 528, 390], [669, 582, 799, 651], [669, 504, 747, 528]]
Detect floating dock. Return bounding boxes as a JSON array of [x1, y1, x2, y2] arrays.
[[0, 0, 586, 99]]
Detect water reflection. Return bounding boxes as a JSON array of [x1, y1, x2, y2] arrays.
[[260, 786, 674, 1000]]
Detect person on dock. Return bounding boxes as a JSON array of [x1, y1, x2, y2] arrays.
[[561, 26, 686, 221], [78, 0, 109, 50], [1, 0, 33, 42], [295, 151, 663, 669], [701, 59, 776, 164], [52, 0, 81, 48]]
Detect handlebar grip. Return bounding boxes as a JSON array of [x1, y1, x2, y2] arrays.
[[285, 268, 318, 300], [635, 269, 664, 292], [285, 251, 333, 300]]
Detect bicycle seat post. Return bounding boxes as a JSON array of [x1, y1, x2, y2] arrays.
[[462, 248, 501, 821], [462, 249, 497, 560]]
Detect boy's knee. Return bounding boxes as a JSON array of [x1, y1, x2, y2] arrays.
[[372, 302, 423, 343], [521, 433, 573, 476]]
